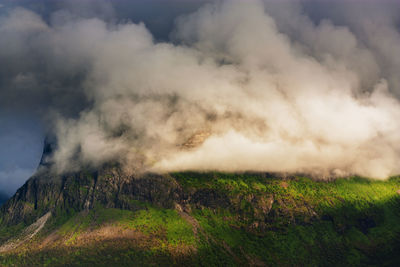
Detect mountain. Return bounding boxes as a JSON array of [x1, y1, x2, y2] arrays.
[[0, 192, 8, 207], [1, 153, 400, 265]]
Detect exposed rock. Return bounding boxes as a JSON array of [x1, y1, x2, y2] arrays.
[[0, 167, 181, 227], [0, 165, 238, 230], [190, 188, 230, 209], [182, 131, 211, 149]]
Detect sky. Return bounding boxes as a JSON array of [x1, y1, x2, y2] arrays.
[[0, 0, 399, 196], [0, 114, 43, 195]]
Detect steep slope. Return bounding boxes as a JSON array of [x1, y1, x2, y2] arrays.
[[1, 168, 400, 266]]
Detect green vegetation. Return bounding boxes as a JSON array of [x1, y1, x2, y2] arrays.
[[171, 173, 400, 266], [1, 173, 400, 266]]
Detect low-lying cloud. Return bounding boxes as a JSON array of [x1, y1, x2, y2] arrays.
[[1, 0, 400, 179]]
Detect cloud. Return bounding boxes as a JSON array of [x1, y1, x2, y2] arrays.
[[0, 0, 400, 179]]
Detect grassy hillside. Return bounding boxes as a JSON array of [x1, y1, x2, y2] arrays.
[[1, 173, 400, 266]]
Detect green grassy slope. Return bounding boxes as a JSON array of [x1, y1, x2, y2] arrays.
[[1, 173, 400, 266]]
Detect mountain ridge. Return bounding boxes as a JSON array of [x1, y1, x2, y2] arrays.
[[1, 140, 400, 266]]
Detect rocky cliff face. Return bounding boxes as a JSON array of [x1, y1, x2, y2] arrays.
[[0, 167, 177, 225], [0, 139, 275, 230], [2, 141, 400, 266], [0, 166, 276, 231], [0, 135, 238, 228]]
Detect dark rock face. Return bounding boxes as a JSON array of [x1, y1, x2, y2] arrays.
[[0, 141, 278, 230], [0, 136, 182, 226], [0, 166, 185, 226], [191, 188, 230, 209], [0, 136, 192, 226], [1, 163, 253, 228], [0, 162, 281, 231], [38, 136, 56, 167]]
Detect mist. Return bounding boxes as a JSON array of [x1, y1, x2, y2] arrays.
[[1, 0, 400, 182]]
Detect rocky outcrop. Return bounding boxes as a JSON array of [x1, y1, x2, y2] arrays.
[[0, 165, 284, 233], [0, 166, 180, 226], [0, 140, 309, 235]]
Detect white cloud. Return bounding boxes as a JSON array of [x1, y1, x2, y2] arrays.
[[1, 1, 400, 179]]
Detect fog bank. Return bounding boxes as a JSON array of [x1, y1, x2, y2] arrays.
[[1, 0, 400, 179]]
